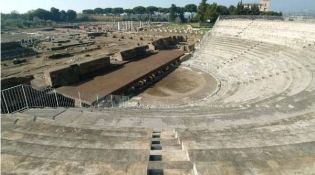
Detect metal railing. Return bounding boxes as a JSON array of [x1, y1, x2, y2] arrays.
[[1, 84, 130, 114]]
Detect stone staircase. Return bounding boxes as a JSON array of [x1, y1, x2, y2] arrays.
[[148, 131, 194, 175]]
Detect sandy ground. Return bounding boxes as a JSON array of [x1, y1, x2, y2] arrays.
[[133, 66, 218, 106]]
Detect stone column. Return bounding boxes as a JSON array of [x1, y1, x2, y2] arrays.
[[118, 22, 121, 31]]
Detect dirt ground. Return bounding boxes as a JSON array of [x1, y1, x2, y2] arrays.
[[133, 66, 218, 106]]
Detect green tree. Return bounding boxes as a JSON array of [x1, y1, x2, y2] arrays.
[[103, 8, 113, 15], [236, 0, 245, 15], [185, 4, 197, 20], [158, 7, 169, 14], [133, 6, 146, 14], [32, 8, 52, 20], [50, 7, 60, 21], [60, 10, 67, 21], [169, 4, 177, 22], [196, 0, 208, 22], [250, 4, 260, 15], [228, 5, 236, 15], [146, 6, 158, 20], [82, 9, 94, 14], [94, 8, 103, 15], [112, 8, 124, 16], [205, 3, 217, 22], [66, 10, 77, 21]]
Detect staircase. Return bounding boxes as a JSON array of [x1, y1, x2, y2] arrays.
[[237, 21, 254, 37], [147, 131, 194, 175]]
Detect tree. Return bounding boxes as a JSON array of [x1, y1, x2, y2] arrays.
[[124, 9, 133, 19], [66, 10, 77, 21], [236, 0, 245, 15], [196, 0, 208, 22], [103, 8, 113, 15], [205, 3, 217, 22], [112, 7, 124, 15], [50, 7, 60, 21], [250, 4, 260, 15], [133, 6, 146, 14], [82, 9, 94, 14], [228, 5, 236, 15], [185, 4, 197, 20], [60, 10, 67, 21], [169, 4, 177, 22], [158, 7, 169, 14], [94, 8, 103, 15], [178, 7, 186, 23], [146, 6, 158, 19], [32, 8, 52, 20]]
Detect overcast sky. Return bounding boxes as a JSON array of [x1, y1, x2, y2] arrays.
[[0, 0, 314, 13]]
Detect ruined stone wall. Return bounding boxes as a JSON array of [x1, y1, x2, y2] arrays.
[[1, 76, 34, 90], [77, 56, 111, 77], [117, 45, 149, 61], [150, 36, 186, 50], [44, 66, 80, 87], [44, 56, 110, 87]]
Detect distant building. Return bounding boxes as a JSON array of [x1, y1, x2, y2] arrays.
[[243, 0, 271, 12]]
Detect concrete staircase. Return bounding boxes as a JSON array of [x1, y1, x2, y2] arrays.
[[148, 131, 194, 175]]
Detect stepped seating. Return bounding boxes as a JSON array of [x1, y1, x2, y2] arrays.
[[1, 115, 152, 175], [176, 112, 315, 174], [2, 18, 315, 174]]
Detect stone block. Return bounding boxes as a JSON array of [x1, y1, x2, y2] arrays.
[[44, 66, 79, 88], [117, 45, 149, 61], [1, 75, 34, 90], [77, 56, 110, 76]]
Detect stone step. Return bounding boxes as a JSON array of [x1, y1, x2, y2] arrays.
[[148, 161, 193, 170], [151, 144, 182, 150], [2, 129, 151, 150], [150, 150, 188, 161], [2, 153, 147, 175], [147, 169, 194, 175], [1, 123, 151, 142], [2, 139, 149, 163], [1, 119, 151, 138]]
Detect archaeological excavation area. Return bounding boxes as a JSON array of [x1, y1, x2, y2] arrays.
[[1, 16, 315, 175]]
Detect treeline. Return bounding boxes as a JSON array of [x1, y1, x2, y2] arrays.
[[1, 7, 77, 30], [1, 0, 283, 30], [195, 0, 282, 22], [81, 4, 197, 23], [196, 0, 282, 22]]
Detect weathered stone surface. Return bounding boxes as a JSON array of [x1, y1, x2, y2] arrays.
[[44, 65, 79, 87], [117, 45, 149, 61], [1, 75, 34, 89], [77, 56, 110, 76], [44, 56, 111, 87], [150, 36, 186, 50]]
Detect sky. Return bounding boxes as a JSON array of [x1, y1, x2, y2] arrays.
[[0, 0, 314, 14]]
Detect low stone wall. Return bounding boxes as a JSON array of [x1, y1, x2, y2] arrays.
[[77, 56, 111, 77], [117, 45, 149, 61], [44, 66, 80, 87], [149, 36, 186, 50], [180, 44, 195, 53], [1, 75, 34, 90], [1, 41, 22, 51], [44, 56, 110, 87]]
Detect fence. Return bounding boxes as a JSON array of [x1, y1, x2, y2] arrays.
[[1, 84, 130, 114]]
